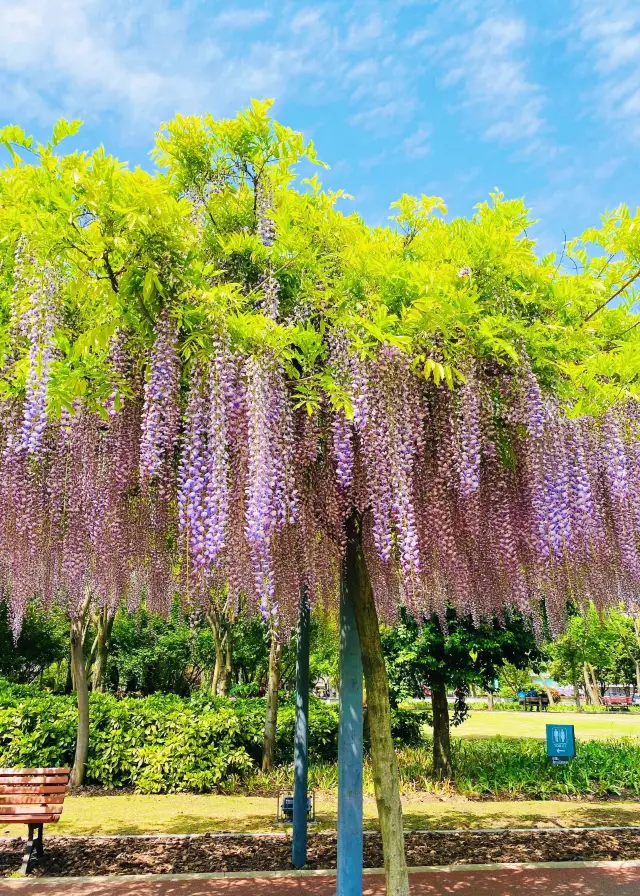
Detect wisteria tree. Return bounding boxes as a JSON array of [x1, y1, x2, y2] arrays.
[[1, 103, 640, 894]]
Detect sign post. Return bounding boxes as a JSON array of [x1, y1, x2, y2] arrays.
[[546, 724, 576, 765]]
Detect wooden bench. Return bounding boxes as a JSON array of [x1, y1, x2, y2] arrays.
[[522, 694, 549, 712], [0, 767, 70, 874]]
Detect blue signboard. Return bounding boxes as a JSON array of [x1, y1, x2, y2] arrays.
[[546, 724, 576, 764]]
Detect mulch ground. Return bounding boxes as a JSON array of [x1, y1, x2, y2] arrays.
[[2, 829, 640, 878]]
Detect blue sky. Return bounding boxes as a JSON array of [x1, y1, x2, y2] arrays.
[[1, 0, 639, 254]]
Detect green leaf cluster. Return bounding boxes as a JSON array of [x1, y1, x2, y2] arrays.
[[1, 106, 639, 421]]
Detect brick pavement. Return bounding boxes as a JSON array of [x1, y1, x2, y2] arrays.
[[3, 865, 640, 896]]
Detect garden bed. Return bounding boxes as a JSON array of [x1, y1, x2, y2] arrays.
[[2, 828, 640, 877]]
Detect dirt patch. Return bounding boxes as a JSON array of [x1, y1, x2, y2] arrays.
[[2, 829, 640, 878]]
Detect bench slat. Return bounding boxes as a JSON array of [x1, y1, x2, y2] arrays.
[[0, 805, 62, 815], [0, 784, 67, 795], [0, 795, 64, 805], [0, 775, 70, 785], [0, 815, 60, 824], [0, 768, 70, 776]]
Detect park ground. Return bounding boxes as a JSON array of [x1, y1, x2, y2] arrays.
[[453, 709, 640, 741], [9, 794, 640, 838], [4, 709, 640, 840]]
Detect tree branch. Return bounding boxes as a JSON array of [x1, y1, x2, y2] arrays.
[[102, 250, 120, 294], [583, 267, 640, 322]]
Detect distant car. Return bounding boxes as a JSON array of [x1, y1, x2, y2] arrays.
[[602, 686, 632, 707], [632, 693, 640, 707]]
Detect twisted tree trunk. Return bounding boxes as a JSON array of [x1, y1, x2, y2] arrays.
[[91, 606, 114, 692], [347, 514, 408, 896], [432, 682, 452, 780], [262, 636, 282, 772]]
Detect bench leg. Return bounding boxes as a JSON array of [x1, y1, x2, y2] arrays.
[[19, 824, 43, 875], [35, 823, 44, 857]]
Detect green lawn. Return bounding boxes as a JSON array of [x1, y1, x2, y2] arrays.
[[455, 710, 640, 741], [7, 793, 639, 837]]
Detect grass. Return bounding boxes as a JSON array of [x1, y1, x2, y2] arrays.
[[454, 710, 640, 741], [7, 793, 640, 837]]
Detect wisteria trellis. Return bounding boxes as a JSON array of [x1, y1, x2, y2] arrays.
[[2, 234, 640, 639]]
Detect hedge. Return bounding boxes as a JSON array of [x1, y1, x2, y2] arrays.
[[0, 681, 424, 792]]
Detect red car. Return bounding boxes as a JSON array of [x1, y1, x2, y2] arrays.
[[601, 686, 632, 707]]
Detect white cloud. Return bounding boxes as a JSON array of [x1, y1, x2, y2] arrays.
[[402, 125, 430, 158], [214, 8, 272, 30], [438, 13, 545, 143], [574, 0, 640, 141], [0, 0, 429, 151]]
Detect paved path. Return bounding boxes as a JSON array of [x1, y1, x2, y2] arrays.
[[4, 865, 640, 896]]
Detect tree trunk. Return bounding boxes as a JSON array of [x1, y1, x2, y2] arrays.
[[220, 629, 233, 697], [206, 610, 224, 696], [636, 661, 640, 694], [262, 636, 282, 773], [70, 602, 91, 788], [487, 690, 494, 711], [431, 682, 452, 780], [91, 607, 114, 692], [347, 514, 408, 896], [583, 662, 601, 705], [572, 664, 582, 711], [210, 654, 221, 695]]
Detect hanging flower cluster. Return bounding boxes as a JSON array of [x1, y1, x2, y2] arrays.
[[1, 282, 640, 636], [140, 307, 180, 481]]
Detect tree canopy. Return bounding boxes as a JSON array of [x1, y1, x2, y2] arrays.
[[0, 100, 639, 636]]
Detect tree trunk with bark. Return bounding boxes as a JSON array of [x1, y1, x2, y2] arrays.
[[221, 629, 233, 697], [70, 595, 92, 788], [431, 682, 452, 780], [572, 664, 582, 712], [347, 513, 408, 896], [206, 601, 234, 697], [583, 662, 601, 705], [487, 690, 494, 711], [262, 636, 282, 773], [206, 609, 224, 695], [90, 606, 114, 692]]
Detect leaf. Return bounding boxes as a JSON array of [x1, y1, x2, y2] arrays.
[[51, 118, 83, 147]]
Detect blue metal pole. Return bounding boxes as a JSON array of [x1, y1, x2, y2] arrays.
[[292, 587, 310, 869], [337, 574, 363, 896]]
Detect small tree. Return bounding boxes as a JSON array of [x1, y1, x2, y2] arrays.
[[383, 608, 541, 778]]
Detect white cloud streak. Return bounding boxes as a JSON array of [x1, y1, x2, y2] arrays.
[[574, 0, 640, 141]]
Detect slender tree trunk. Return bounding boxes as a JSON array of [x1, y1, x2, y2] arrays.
[[262, 636, 282, 773], [91, 607, 114, 692], [431, 682, 452, 780], [206, 610, 224, 696], [347, 513, 408, 896], [572, 670, 582, 711], [635, 661, 640, 694], [487, 690, 494, 711], [210, 654, 221, 695], [220, 629, 233, 697], [70, 596, 91, 788]]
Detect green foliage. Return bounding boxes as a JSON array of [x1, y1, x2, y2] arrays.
[[0, 683, 426, 790], [108, 603, 207, 696], [1, 106, 639, 425], [0, 603, 68, 684], [547, 604, 640, 691], [382, 607, 541, 706]]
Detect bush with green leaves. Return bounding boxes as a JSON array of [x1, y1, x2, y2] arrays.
[[0, 681, 427, 790]]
